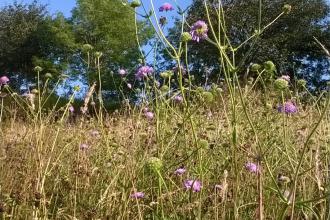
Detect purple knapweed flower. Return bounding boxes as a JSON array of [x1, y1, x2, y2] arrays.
[[280, 75, 290, 82], [277, 101, 298, 114], [118, 69, 127, 76], [0, 76, 9, 86], [144, 111, 154, 120], [136, 66, 153, 80], [174, 167, 186, 175], [184, 179, 202, 192], [130, 192, 145, 199], [245, 162, 259, 174], [159, 3, 174, 12], [190, 20, 208, 42], [80, 143, 89, 151], [173, 95, 183, 103]]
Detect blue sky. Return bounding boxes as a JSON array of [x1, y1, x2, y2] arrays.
[[0, 1, 192, 19], [0, 0, 76, 16]]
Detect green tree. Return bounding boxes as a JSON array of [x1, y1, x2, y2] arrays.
[[168, 0, 330, 90], [71, 0, 152, 96], [0, 1, 77, 89]]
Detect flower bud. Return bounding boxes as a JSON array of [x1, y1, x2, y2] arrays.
[[82, 44, 93, 52], [283, 4, 292, 14], [263, 61, 276, 72], [45, 73, 53, 79], [297, 79, 307, 88], [160, 85, 169, 93], [34, 66, 43, 72], [196, 87, 204, 93], [251, 63, 261, 72], [160, 71, 173, 79], [199, 139, 209, 149], [95, 52, 103, 58], [202, 91, 214, 104], [130, 0, 141, 8], [181, 32, 192, 42]]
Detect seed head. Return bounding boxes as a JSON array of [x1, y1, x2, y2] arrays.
[[283, 4, 292, 14], [147, 157, 163, 173], [34, 66, 43, 72], [251, 63, 262, 72], [274, 78, 289, 91], [130, 0, 141, 8], [263, 61, 276, 72], [181, 32, 192, 42]]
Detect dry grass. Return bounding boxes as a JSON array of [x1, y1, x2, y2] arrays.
[[0, 89, 329, 219]]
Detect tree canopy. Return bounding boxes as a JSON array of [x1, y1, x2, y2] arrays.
[[71, 0, 152, 92], [0, 1, 77, 89], [0, 0, 152, 95], [166, 0, 330, 90]]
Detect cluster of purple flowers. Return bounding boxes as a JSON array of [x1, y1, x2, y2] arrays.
[[136, 66, 154, 81], [173, 95, 183, 103], [159, 3, 174, 12], [174, 167, 186, 175], [0, 76, 9, 86], [173, 167, 202, 192], [277, 101, 298, 114], [118, 69, 127, 77], [130, 192, 145, 199], [143, 107, 154, 120], [184, 179, 202, 192], [245, 162, 260, 174], [280, 75, 290, 82]]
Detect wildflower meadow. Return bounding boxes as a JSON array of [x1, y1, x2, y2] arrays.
[[0, 0, 330, 219]]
